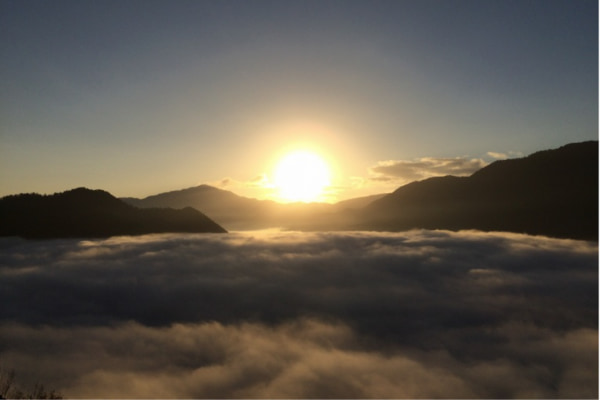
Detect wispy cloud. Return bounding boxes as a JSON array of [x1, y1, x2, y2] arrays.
[[205, 174, 278, 200], [486, 150, 525, 160], [487, 151, 508, 159], [368, 157, 488, 185], [0, 231, 597, 398], [208, 174, 273, 190]]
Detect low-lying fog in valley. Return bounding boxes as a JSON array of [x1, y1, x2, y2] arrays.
[[0, 230, 597, 398]]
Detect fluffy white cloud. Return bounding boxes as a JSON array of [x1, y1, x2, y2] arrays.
[[0, 230, 597, 398]]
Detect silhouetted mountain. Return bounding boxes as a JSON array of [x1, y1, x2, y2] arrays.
[[122, 185, 273, 230], [357, 141, 598, 240], [0, 188, 227, 238], [333, 193, 387, 210], [119, 141, 597, 239], [122, 185, 374, 230]]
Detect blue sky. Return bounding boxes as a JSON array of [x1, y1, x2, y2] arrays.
[[1, 0, 597, 200]]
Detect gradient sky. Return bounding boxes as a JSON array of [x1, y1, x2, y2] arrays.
[[1, 0, 597, 200]]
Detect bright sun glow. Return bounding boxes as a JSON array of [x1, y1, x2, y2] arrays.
[[273, 151, 331, 202]]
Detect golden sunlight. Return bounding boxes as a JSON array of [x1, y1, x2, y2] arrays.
[[273, 150, 331, 202]]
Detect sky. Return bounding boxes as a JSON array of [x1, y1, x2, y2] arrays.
[[1, 0, 597, 201], [0, 230, 597, 397]]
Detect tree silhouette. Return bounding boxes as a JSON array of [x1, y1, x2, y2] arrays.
[[0, 365, 61, 399]]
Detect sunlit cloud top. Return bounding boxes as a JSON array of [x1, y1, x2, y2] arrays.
[[0, 230, 597, 397]]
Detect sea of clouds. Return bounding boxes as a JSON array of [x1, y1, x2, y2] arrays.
[[0, 230, 597, 398]]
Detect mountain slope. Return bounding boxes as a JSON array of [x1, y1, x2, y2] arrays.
[[123, 185, 390, 231], [122, 185, 280, 230], [122, 185, 345, 230], [333, 193, 388, 211], [0, 188, 227, 238], [358, 141, 598, 240]]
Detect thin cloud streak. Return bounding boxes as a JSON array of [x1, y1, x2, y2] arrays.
[[368, 157, 488, 184], [487, 151, 508, 159], [0, 230, 597, 398]]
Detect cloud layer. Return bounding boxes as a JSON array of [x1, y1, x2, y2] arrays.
[[0, 230, 597, 398]]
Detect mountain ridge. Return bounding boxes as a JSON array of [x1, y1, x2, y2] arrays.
[[3, 141, 596, 240], [0, 187, 227, 238], [122, 185, 385, 230], [120, 141, 597, 239], [357, 141, 598, 240]]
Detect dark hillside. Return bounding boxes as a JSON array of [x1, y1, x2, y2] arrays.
[[359, 141, 598, 240], [122, 185, 338, 230], [0, 188, 227, 238]]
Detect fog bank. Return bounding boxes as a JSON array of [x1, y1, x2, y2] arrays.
[[0, 230, 596, 398]]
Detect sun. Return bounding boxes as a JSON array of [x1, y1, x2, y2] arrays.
[[273, 150, 331, 202]]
